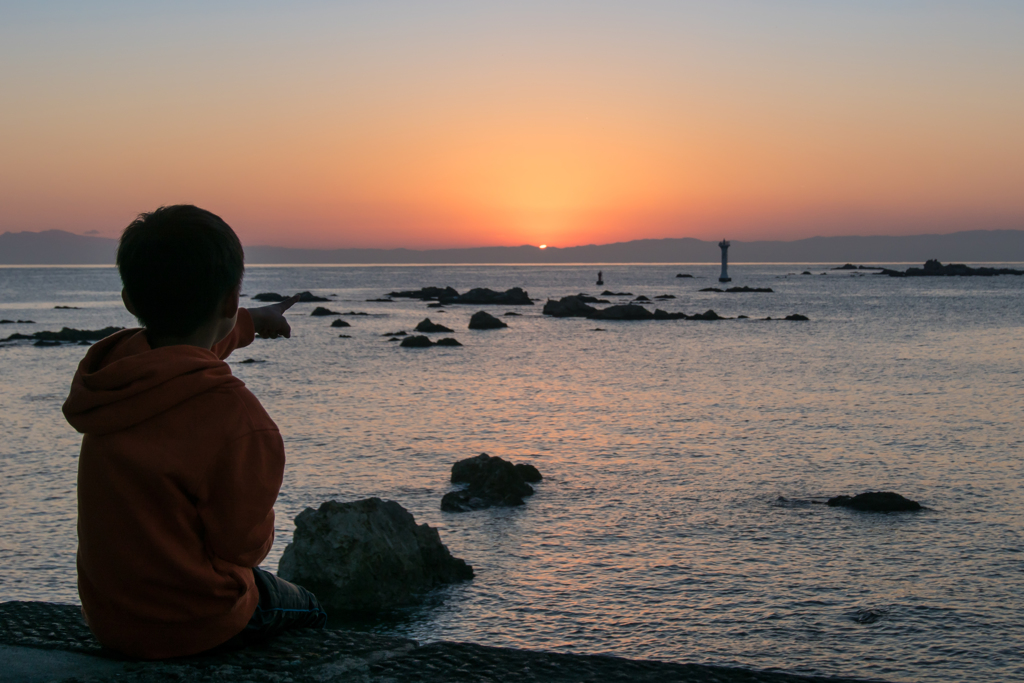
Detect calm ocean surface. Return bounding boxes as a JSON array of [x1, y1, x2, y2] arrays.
[[1, 263, 1022, 682]]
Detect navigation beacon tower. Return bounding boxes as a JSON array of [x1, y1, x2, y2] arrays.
[[718, 239, 731, 282]]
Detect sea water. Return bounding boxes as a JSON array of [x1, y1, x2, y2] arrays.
[[0, 263, 1022, 682]]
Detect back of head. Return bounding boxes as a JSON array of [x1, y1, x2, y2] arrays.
[[117, 205, 244, 337]]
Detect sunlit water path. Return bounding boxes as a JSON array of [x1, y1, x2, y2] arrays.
[[1, 263, 1022, 682]]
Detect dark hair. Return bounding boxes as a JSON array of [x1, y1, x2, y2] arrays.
[[117, 205, 244, 337]]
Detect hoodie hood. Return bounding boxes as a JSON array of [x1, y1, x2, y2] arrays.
[[63, 328, 244, 435]]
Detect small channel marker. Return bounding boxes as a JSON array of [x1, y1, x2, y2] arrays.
[[718, 239, 732, 283]]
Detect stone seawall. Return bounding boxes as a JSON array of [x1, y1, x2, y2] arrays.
[[1, 602, 885, 683]]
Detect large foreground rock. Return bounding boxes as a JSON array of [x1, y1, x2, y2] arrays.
[[278, 498, 473, 613], [827, 491, 921, 512], [442, 453, 542, 512]]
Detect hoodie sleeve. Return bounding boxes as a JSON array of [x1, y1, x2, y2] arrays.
[[212, 308, 256, 360], [198, 428, 285, 568]]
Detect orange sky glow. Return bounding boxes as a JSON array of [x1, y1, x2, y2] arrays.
[[2, 2, 1023, 249]]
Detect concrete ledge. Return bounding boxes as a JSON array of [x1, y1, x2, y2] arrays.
[[1, 601, 887, 683]]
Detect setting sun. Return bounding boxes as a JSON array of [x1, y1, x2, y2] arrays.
[[539, 245, 547, 249]]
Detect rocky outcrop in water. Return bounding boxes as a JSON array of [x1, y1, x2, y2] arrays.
[[832, 264, 883, 271], [442, 453, 541, 512], [310, 307, 340, 316], [415, 318, 454, 333], [590, 304, 655, 320], [331, 318, 350, 327], [543, 295, 598, 317], [879, 260, 1024, 277], [542, 296, 728, 322], [827, 491, 921, 512], [3, 326, 123, 343], [278, 498, 473, 613], [701, 287, 773, 293], [448, 287, 532, 306], [388, 286, 533, 305], [389, 286, 460, 301], [253, 291, 330, 302], [400, 335, 461, 347], [468, 311, 508, 329]]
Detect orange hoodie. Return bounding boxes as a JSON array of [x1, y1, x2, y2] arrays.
[[62, 309, 284, 659]]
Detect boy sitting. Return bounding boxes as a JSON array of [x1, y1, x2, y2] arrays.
[[63, 205, 326, 659]]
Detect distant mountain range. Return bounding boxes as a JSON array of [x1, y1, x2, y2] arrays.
[[2, 228, 1023, 265]]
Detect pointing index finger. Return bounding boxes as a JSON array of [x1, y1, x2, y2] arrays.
[[278, 293, 302, 311]]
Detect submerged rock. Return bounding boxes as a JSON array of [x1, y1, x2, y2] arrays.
[[415, 318, 454, 333], [278, 498, 473, 613], [827, 491, 921, 512], [330, 318, 351, 327], [784, 314, 810, 321], [435, 338, 462, 346], [726, 286, 773, 293], [468, 311, 508, 329], [443, 453, 541, 512]]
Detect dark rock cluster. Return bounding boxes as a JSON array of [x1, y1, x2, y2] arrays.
[[3, 326, 123, 343], [278, 498, 473, 614], [541, 296, 728, 321], [388, 286, 533, 305], [253, 291, 330, 302], [400, 335, 462, 347], [330, 318, 350, 327], [832, 264, 883, 271], [879, 259, 1024, 277], [442, 453, 542, 512]]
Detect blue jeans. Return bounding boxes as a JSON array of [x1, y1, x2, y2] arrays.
[[241, 566, 328, 644]]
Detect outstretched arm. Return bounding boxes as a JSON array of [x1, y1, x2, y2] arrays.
[[247, 294, 301, 339]]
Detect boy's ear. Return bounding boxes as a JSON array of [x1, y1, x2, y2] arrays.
[[121, 288, 138, 316], [220, 284, 241, 319]]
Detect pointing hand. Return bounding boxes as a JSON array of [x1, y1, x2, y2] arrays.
[[249, 294, 300, 339]]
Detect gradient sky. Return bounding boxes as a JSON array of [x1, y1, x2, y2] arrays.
[[2, 1, 1023, 249]]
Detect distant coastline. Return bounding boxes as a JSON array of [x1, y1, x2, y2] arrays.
[[2, 228, 1023, 265]]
